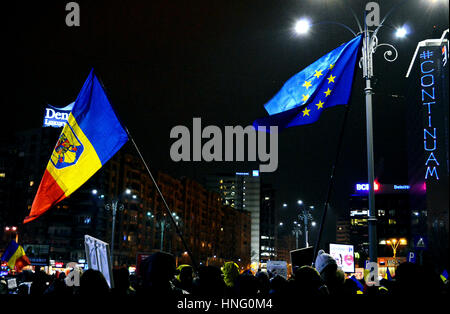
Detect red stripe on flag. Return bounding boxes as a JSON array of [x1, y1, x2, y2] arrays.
[[15, 255, 31, 271], [23, 169, 67, 223]]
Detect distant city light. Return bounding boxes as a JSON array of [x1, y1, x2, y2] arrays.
[[92, 189, 98, 195], [125, 189, 132, 194], [283, 203, 287, 208], [297, 200, 303, 205], [311, 221, 317, 227]]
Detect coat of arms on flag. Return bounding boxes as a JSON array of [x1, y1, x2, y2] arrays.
[[50, 125, 84, 168]]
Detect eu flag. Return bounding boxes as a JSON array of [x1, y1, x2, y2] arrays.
[[253, 35, 362, 131]]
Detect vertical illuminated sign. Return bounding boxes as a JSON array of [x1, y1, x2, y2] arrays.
[[419, 48, 440, 181]]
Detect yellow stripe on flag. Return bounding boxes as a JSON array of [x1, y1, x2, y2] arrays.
[[7, 246, 26, 269], [46, 114, 102, 197]]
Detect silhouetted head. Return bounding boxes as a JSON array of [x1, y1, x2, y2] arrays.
[[293, 265, 324, 296], [80, 269, 110, 296], [139, 251, 176, 289]]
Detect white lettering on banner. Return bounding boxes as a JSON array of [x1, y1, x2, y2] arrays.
[[43, 107, 71, 128]]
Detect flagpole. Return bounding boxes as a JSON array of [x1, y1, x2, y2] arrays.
[[95, 72, 198, 272], [312, 103, 351, 266], [125, 129, 199, 272]]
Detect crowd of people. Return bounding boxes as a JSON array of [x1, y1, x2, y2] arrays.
[[0, 250, 448, 301]]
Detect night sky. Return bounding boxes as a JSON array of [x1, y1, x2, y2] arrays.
[[2, 1, 449, 242]]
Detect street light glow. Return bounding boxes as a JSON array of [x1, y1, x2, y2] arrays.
[[294, 18, 311, 35], [311, 221, 317, 227], [297, 200, 303, 205], [283, 203, 287, 208], [125, 188, 132, 195], [92, 189, 98, 195], [395, 26, 408, 38]]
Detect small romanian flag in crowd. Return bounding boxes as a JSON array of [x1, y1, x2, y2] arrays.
[[385, 267, 393, 281], [1, 241, 30, 271], [441, 269, 448, 283], [24, 69, 129, 223]]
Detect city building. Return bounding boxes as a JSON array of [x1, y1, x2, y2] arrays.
[[349, 183, 412, 261], [336, 220, 351, 244], [406, 35, 449, 270], [205, 171, 261, 265], [260, 184, 276, 262]]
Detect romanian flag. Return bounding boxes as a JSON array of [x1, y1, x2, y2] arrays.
[[384, 267, 393, 281], [1, 241, 30, 271], [24, 70, 128, 223], [441, 269, 448, 283]]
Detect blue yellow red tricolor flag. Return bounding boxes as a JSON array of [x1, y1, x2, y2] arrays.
[[1, 241, 30, 271], [384, 267, 393, 281], [253, 35, 362, 131], [24, 70, 128, 223]]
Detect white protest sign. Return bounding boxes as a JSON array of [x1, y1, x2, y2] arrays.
[[84, 235, 114, 288]]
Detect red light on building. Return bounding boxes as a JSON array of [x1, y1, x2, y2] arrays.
[[374, 181, 380, 191]]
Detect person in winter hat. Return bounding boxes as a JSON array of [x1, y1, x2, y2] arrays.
[[315, 249, 337, 274], [315, 249, 345, 295], [221, 261, 240, 288]]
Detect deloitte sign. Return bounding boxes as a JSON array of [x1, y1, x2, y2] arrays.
[[42, 102, 74, 128]]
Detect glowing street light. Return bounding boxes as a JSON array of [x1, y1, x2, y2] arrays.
[[395, 26, 408, 38], [386, 238, 407, 259], [283, 203, 287, 208], [4, 226, 18, 242], [297, 200, 303, 205], [311, 221, 317, 227], [91, 189, 98, 195], [294, 18, 311, 35]]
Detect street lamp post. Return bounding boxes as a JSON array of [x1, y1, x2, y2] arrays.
[[292, 222, 302, 250], [298, 204, 313, 248], [294, 2, 415, 263], [386, 238, 407, 259], [105, 199, 124, 267], [160, 218, 166, 251], [158, 212, 181, 251], [4, 226, 18, 243]]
